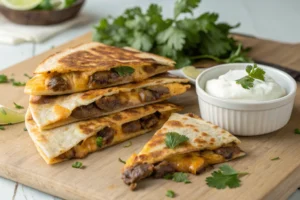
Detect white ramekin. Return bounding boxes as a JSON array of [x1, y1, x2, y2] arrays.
[[195, 63, 297, 136]]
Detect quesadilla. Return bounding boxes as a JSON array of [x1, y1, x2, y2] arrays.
[[24, 42, 175, 96], [122, 113, 245, 190], [29, 75, 190, 130], [25, 103, 181, 164]]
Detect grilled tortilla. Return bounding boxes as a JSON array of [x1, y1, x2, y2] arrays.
[[122, 113, 245, 190], [25, 103, 181, 164], [24, 42, 175, 96], [29, 75, 190, 130]]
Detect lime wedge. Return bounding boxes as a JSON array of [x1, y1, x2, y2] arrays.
[[182, 66, 204, 79], [2, 0, 42, 10], [0, 105, 25, 125]]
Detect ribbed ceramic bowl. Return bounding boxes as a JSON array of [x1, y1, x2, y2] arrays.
[[195, 63, 297, 136]]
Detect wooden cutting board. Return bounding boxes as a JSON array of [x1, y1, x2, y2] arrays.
[[0, 32, 299, 200]]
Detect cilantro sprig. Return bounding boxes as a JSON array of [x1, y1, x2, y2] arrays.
[[294, 128, 300, 134], [236, 64, 265, 89], [72, 161, 83, 169], [164, 172, 191, 184], [206, 165, 248, 189], [165, 132, 189, 149], [93, 0, 250, 68], [113, 66, 135, 76], [14, 102, 24, 109], [166, 190, 175, 198]]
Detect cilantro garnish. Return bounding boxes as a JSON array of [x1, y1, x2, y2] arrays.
[[64, 0, 76, 8], [93, 0, 250, 68], [236, 64, 265, 89], [24, 128, 27, 131], [123, 141, 132, 148], [206, 164, 248, 189], [96, 137, 103, 147], [72, 161, 83, 169], [113, 66, 135, 76], [14, 102, 24, 109], [119, 158, 126, 164], [0, 126, 5, 130], [12, 80, 26, 87], [0, 108, 7, 115], [0, 74, 8, 83], [24, 73, 32, 79], [164, 172, 191, 184], [294, 128, 300, 134], [166, 190, 175, 198], [165, 132, 189, 149], [271, 157, 280, 161]]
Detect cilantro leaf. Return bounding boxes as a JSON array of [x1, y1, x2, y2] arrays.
[[165, 132, 189, 149], [36, 0, 53, 10], [219, 164, 238, 175], [113, 66, 135, 76], [0, 108, 7, 115], [166, 190, 175, 198], [295, 128, 300, 134], [164, 173, 174, 180], [24, 73, 32, 79], [0, 126, 5, 130], [206, 171, 240, 189], [271, 157, 280, 161], [24, 127, 27, 131], [64, 0, 76, 8], [130, 32, 153, 51], [96, 137, 103, 147], [172, 172, 191, 183], [119, 158, 126, 164], [123, 141, 132, 148], [0, 74, 8, 83], [14, 102, 24, 109], [157, 27, 186, 51], [246, 64, 265, 81], [236, 76, 254, 90], [72, 161, 83, 169], [174, 0, 201, 19], [12, 81, 26, 87]]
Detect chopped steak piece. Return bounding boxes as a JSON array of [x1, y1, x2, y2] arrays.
[[89, 71, 131, 87], [97, 127, 116, 145], [143, 65, 156, 73], [153, 161, 176, 178], [30, 95, 57, 104], [71, 104, 102, 119], [214, 146, 241, 159], [122, 120, 142, 133], [147, 85, 169, 99], [122, 164, 154, 185], [138, 89, 156, 102], [95, 95, 124, 111], [47, 75, 70, 91], [140, 114, 159, 129]]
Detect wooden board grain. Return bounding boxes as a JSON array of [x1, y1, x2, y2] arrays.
[[0, 32, 299, 200]]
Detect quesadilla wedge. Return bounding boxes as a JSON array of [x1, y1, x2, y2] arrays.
[[24, 42, 175, 96], [25, 103, 181, 164], [29, 75, 190, 130], [122, 113, 245, 190]]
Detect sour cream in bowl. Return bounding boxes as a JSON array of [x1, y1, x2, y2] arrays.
[[195, 63, 297, 136]]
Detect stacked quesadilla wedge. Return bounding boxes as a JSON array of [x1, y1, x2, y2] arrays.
[[122, 113, 245, 190], [24, 42, 190, 164], [25, 42, 175, 96]]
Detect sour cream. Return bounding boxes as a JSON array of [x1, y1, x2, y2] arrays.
[[205, 70, 286, 101]]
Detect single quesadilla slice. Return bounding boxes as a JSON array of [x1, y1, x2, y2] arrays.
[[122, 113, 245, 190], [25, 103, 181, 164], [24, 42, 175, 96], [29, 75, 190, 130]]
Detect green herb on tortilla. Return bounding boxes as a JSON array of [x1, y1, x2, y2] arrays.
[[119, 158, 126, 164], [93, 0, 251, 68], [113, 66, 135, 76], [14, 102, 24, 109], [165, 132, 189, 149], [236, 64, 265, 89], [123, 141, 132, 148], [72, 161, 83, 169], [271, 157, 280, 161], [96, 137, 103, 147], [206, 164, 248, 189], [166, 190, 175, 198]]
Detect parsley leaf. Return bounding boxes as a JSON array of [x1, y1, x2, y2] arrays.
[[165, 132, 189, 149], [123, 141, 132, 148], [294, 128, 300, 134], [72, 161, 83, 169], [119, 158, 126, 164], [0, 126, 5, 130], [206, 165, 248, 189], [271, 157, 280, 161], [14, 102, 24, 109], [164, 172, 191, 184], [113, 66, 135, 76], [96, 137, 103, 147], [0, 74, 8, 83], [166, 190, 175, 198]]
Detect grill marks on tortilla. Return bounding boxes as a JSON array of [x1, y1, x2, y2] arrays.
[[71, 86, 170, 120], [122, 145, 243, 189]]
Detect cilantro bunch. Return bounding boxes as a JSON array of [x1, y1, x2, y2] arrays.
[[93, 0, 251, 68]]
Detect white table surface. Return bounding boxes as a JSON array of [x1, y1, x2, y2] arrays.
[[0, 0, 300, 199]]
